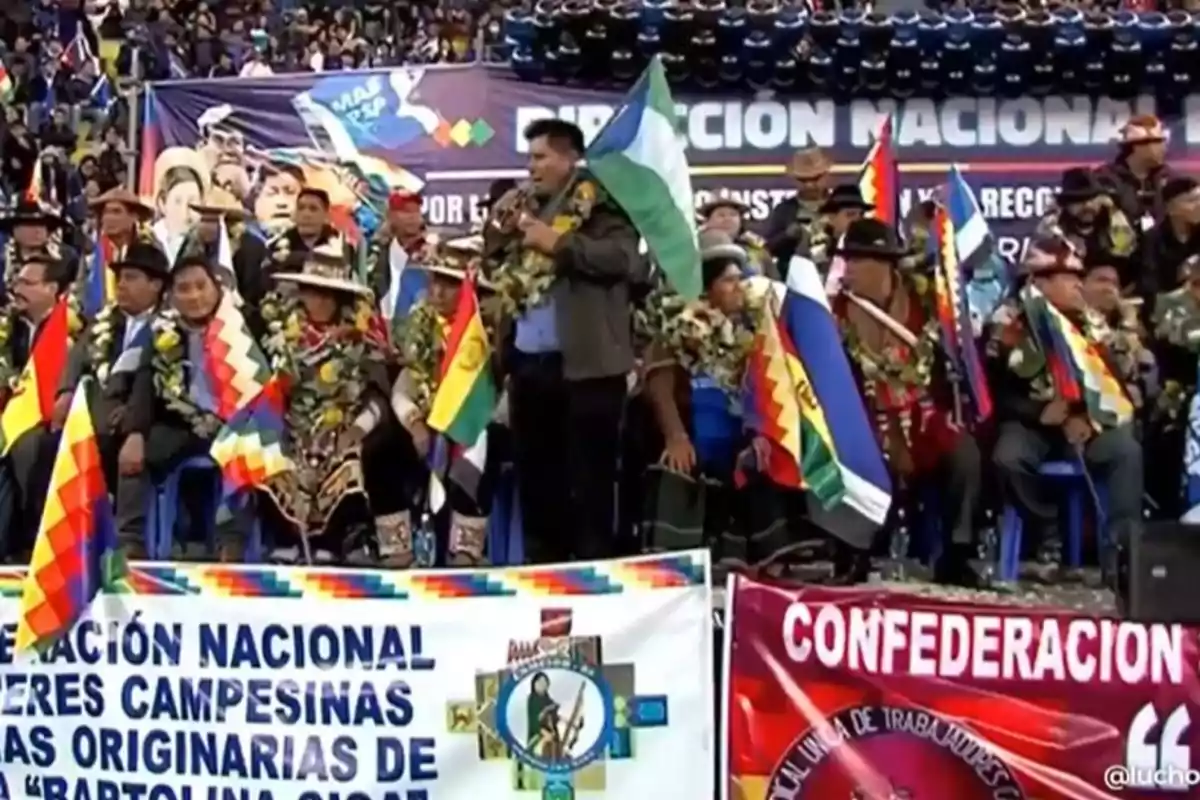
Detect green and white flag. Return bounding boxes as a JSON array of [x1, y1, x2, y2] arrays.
[[587, 56, 700, 299]]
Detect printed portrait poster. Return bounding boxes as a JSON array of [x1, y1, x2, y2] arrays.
[[722, 574, 1200, 800]]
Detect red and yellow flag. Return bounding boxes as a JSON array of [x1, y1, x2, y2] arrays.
[[857, 116, 898, 225], [426, 273, 496, 447], [1, 300, 71, 455]]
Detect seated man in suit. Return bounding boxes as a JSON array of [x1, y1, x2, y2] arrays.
[[56, 243, 169, 558], [123, 254, 258, 561], [0, 253, 80, 560], [987, 240, 1143, 581]]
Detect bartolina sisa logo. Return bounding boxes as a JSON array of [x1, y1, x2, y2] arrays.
[[446, 608, 671, 799]]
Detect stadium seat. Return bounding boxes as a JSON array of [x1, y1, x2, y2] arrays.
[[146, 455, 263, 562], [997, 460, 1108, 582]]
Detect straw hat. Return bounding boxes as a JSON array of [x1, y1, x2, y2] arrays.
[[152, 146, 210, 198], [421, 235, 495, 290], [190, 186, 248, 220], [271, 241, 372, 297], [88, 186, 154, 218], [698, 229, 747, 266]]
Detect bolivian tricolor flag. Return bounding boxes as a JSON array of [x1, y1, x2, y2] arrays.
[[857, 115, 898, 225], [0, 300, 71, 455], [16, 377, 122, 652], [426, 272, 496, 447]]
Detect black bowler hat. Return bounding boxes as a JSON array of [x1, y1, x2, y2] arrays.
[[0, 200, 62, 233], [832, 218, 905, 261], [1057, 168, 1105, 203], [819, 184, 875, 214], [110, 242, 171, 280]]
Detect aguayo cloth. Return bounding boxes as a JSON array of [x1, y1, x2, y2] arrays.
[[261, 446, 366, 535]]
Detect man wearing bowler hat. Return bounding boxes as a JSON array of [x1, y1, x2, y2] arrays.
[[831, 218, 984, 587], [800, 185, 875, 279], [764, 147, 834, 275], [987, 239, 1143, 582], [0, 201, 69, 293], [1035, 168, 1136, 269], [56, 243, 170, 557]]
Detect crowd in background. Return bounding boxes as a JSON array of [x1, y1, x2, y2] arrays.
[[0, 0, 509, 216]]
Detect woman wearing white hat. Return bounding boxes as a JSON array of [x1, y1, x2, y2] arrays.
[[257, 242, 394, 566]]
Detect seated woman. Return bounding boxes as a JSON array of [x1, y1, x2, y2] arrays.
[[257, 242, 393, 565], [390, 237, 504, 567], [126, 254, 262, 560], [640, 230, 793, 570]]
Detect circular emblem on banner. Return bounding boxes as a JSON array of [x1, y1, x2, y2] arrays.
[[495, 654, 614, 774], [767, 705, 1027, 799]]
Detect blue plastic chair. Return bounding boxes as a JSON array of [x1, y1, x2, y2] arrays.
[[997, 460, 1108, 582], [145, 455, 263, 562], [486, 464, 525, 566]]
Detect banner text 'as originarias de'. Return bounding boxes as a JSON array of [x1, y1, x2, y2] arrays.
[[0, 553, 715, 800]]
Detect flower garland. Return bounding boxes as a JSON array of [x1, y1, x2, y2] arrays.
[[90, 302, 120, 384], [491, 178, 598, 317], [0, 308, 16, 394], [261, 291, 387, 436], [3, 239, 20, 295], [636, 282, 758, 392], [840, 279, 940, 396], [399, 300, 443, 416], [150, 309, 224, 439]]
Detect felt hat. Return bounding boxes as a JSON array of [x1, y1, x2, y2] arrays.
[[697, 196, 749, 219], [271, 241, 372, 297], [1022, 237, 1084, 277], [1119, 114, 1167, 145], [819, 184, 875, 214], [698, 229, 747, 266], [832, 218, 905, 260], [0, 200, 62, 232], [421, 236, 495, 291], [189, 186, 248, 220], [788, 147, 832, 180], [110, 242, 171, 279], [1057, 168, 1105, 203], [1163, 177, 1200, 206], [88, 186, 154, 218]]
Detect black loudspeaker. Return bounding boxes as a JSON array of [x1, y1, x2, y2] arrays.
[[1119, 521, 1200, 624]]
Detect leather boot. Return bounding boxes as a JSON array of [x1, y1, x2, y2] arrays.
[[376, 511, 415, 568], [448, 513, 489, 567]]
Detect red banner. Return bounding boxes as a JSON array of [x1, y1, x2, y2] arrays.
[[723, 575, 1200, 799]]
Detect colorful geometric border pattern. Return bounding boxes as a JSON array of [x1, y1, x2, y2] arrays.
[[0, 552, 708, 600]]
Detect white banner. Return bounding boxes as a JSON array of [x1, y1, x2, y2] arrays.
[[0, 552, 714, 800]]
